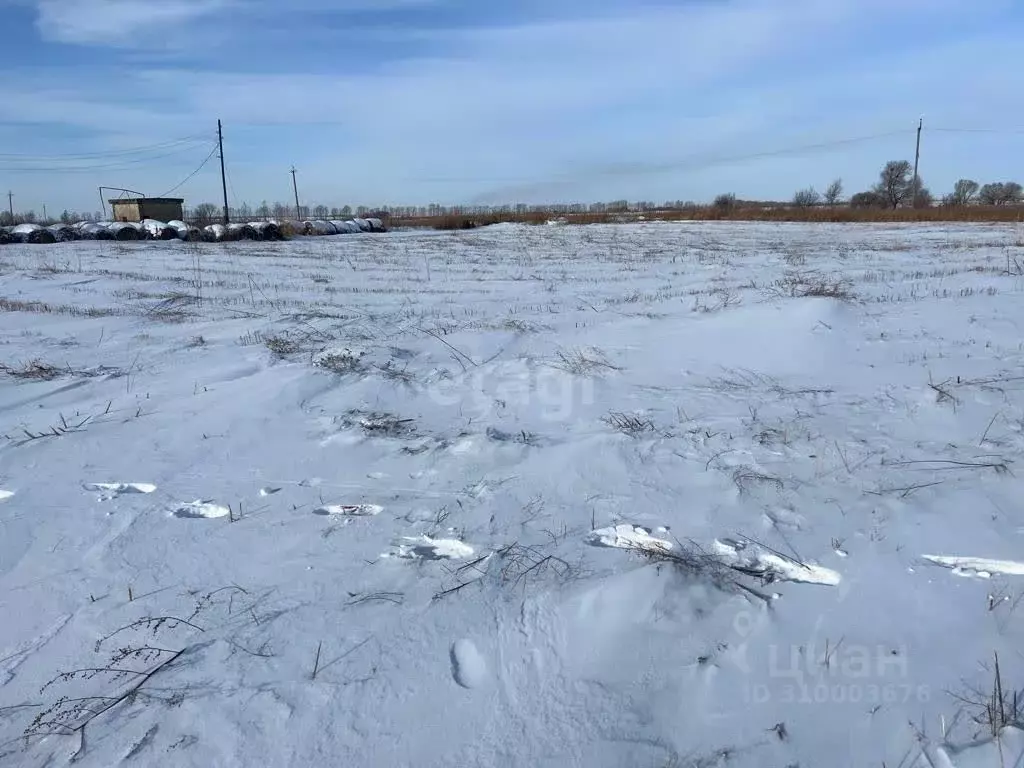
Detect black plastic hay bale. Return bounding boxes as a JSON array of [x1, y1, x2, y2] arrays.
[[251, 221, 283, 241], [227, 223, 257, 241], [47, 225, 79, 242], [0, 228, 11, 245], [79, 223, 114, 240], [276, 220, 301, 237], [203, 224, 228, 242], [12, 224, 57, 244], [142, 219, 178, 240], [168, 220, 201, 241], [108, 223, 140, 241], [306, 220, 337, 236]]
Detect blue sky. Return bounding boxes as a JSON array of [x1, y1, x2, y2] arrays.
[[1, 0, 1022, 214]]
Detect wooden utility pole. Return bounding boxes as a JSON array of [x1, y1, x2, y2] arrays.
[[218, 120, 229, 225], [290, 167, 301, 220], [7, 191, 12, 219], [911, 117, 923, 207]]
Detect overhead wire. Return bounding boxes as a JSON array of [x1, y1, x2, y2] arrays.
[[0, 143, 216, 173], [0, 133, 213, 161], [155, 143, 221, 197], [413, 128, 917, 184], [927, 127, 1024, 135]]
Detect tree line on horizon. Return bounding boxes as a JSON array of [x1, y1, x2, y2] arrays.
[[2, 160, 1022, 227], [777, 161, 1023, 212]]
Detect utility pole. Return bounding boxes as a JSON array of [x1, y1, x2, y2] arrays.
[[218, 119, 229, 225], [7, 191, 12, 220], [42, 204, 47, 223], [290, 167, 301, 220], [911, 117, 923, 208]]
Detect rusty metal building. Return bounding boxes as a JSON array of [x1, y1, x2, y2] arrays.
[[108, 197, 184, 223]]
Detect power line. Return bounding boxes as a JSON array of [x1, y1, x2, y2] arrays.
[[0, 134, 212, 161], [927, 127, 1024, 135], [413, 129, 916, 184], [156, 143, 220, 197], [0, 143, 214, 173]]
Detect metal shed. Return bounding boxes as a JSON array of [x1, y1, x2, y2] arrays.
[[109, 197, 184, 223]]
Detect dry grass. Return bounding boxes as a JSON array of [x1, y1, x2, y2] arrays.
[[631, 538, 775, 603], [263, 334, 304, 356], [603, 411, 656, 437], [767, 272, 856, 300], [342, 410, 417, 438], [0, 360, 67, 380], [313, 348, 366, 374], [552, 346, 621, 375], [0, 297, 123, 318], [949, 653, 1024, 740], [393, 204, 1024, 230]]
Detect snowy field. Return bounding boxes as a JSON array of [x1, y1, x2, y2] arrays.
[[1, 221, 1024, 767]]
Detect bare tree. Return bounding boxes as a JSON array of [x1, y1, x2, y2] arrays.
[[271, 201, 289, 219], [946, 179, 979, 207], [977, 182, 1022, 206], [256, 201, 271, 219], [912, 186, 934, 208], [713, 193, 737, 212], [979, 183, 1004, 205], [341, 205, 353, 216], [190, 203, 219, 226], [792, 187, 821, 208], [313, 204, 329, 218], [873, 160, 913, 209], [850, 191, 886, 209], [823, 178, 843, 206]]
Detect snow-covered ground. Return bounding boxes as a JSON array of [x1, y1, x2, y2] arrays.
[[1, 222, 1024, 767]]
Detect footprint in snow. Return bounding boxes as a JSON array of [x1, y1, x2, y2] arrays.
[[384, 536, 475, 561], [173, 501, 230, 519], [314, 504, 382, 517], [84, 482, 157, 500], [450, 639, 488, 689]]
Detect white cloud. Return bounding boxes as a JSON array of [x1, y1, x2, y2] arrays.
[[32, 0, 442, 47], [35, 0, 230, 45], [5, 0, 1024, 209]]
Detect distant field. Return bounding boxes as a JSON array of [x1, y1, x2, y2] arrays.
[[1, 222, 1024, 767]]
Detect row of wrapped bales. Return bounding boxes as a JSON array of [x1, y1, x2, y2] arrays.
[[200, 221, 286, 242], [299, 218, 385, 236], [1, 216, 383, 246]]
